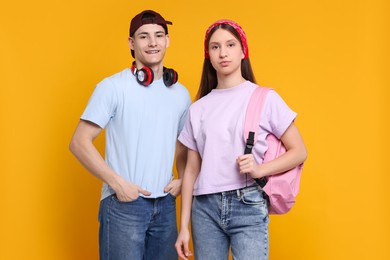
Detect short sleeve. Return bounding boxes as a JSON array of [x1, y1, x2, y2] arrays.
[[177, 92, 192, 135], [178, 111, 198, 151], [260, 90, 297, 139], [81, 79, 117, 128]]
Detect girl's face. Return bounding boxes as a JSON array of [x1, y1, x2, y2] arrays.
[[208, 28, 245, 77]]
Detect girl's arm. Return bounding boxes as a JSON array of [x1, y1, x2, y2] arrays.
[[237, 122, 307, 178], [175, 149, 201, 260]]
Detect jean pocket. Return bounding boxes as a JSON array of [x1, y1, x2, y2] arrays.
[[167, 192, 177, 199], [111, 193, 140, 204], [241, 189, 266, 205]]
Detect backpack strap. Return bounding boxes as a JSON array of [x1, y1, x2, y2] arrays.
[[244, 87, 270, 143], [244, 87, 270, 187]]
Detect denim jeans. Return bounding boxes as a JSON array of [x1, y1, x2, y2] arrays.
[[98, 193, 178, 260], [191, 185, 269, 260]]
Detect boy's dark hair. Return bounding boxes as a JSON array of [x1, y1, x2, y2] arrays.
[[129, 10, 172, 58]]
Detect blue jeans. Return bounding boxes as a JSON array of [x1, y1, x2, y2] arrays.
[[191, 185, 269, 260], [98, 193, 178, 260]]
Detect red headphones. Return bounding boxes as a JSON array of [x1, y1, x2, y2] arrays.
[[131, 62, 178, 87]]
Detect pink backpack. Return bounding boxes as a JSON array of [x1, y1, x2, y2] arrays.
[[244, 87, 304, 214]]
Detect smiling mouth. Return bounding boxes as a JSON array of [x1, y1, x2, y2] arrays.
[[146, 50, 160, 54]]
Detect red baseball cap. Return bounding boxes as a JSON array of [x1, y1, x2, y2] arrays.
[[129, 10, 172, 37]]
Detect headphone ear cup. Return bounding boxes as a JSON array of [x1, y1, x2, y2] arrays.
[[163, 68, 178, 87], [136, 67, 154, 86]]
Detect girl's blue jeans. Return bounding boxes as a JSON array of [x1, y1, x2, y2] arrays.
[[191, 185, 269, 260]]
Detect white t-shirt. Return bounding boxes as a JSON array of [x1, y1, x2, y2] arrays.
[[178, 81, 296, 196], [81, 68, 191, 199]]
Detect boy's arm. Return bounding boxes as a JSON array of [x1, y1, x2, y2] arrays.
[[164, 140, 188, 196], [69, 119, 151, 201]]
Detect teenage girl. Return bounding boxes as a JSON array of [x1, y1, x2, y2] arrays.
[[175, 19, 307, 260]]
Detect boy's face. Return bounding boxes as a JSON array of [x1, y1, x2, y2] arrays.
[[129, 24, 170, 68]]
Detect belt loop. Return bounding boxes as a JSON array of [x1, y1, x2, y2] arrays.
[[236, 189, 240, 198]]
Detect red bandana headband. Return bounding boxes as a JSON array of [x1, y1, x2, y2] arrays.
[[204, 19, 249, 59]]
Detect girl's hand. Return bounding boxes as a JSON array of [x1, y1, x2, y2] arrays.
[[236, 154, 260, 179], [175, 228, 193, 260]]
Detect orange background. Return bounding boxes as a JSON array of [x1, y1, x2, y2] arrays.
[[1, 0, 389, 259]]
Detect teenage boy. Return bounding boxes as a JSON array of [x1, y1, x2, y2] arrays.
[[69, 10, 191, 260]]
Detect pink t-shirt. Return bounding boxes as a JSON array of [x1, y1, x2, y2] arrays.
[[178, 81, 297, 195]]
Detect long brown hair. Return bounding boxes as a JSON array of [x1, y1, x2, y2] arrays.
[[196, 24, 256, 100]]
